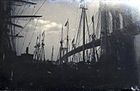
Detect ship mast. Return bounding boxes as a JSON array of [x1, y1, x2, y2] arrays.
[[51, 46, 54, 61], [82, 7, 86, 62], [59, 26, 64, 64], [74, 0, 89, 62], [40, 31, 45, 61], [91, 16, 96, 62], [33, 35, 41, 60], [80, 0, 87, 62], [64, 19, 69, 63]]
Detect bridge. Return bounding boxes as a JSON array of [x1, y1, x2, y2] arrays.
[[58, 3, 140, 63], [59, 21, 140, 63], [61, 39, 101, 60]]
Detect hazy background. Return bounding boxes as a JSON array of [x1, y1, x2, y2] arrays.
[[15, 0, 100, 60], [14, 0, 140, 60]]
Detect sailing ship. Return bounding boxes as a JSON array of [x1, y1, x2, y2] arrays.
[[0, 0, 140, 90]]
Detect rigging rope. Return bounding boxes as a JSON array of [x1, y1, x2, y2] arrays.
[[20, 29, 28, 54], [16, 3, 25, 15], [75, 10, 83, 46], [95, 6, 101, 39], [28, 17, 39, 47], [17, 0, 47, 35], [17, 5, 35, 55], [19, 0, 47, 54], [16, 4, 28, 23], [85, 12, 90, 40]]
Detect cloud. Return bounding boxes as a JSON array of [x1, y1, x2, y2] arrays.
[[34, 19, 50, 24], [43, 22, 61, 30], [28, 19, 62, 32]]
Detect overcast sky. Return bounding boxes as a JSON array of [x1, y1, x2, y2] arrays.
[[15, 0, 140, 60], [15, 0, 100, 60]]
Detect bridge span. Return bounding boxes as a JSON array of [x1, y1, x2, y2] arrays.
[[61, 39, 101, 60]]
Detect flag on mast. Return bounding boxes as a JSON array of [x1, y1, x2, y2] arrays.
[[42, 31, 45, 36], [72, 38, 75, 44], [64, 19, 69, 26]]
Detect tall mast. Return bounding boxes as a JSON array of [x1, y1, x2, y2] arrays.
[[51, 46, 54, 61], [82, 7, 86, 62], [40, 31, 45, 61], [59, 26, 64, 64], [75, 0, 88, 62], [80, 0, 87, 62], [91, 16, 96, 62], [33, 36, 40, 60], [65, 19, 69, 62]]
